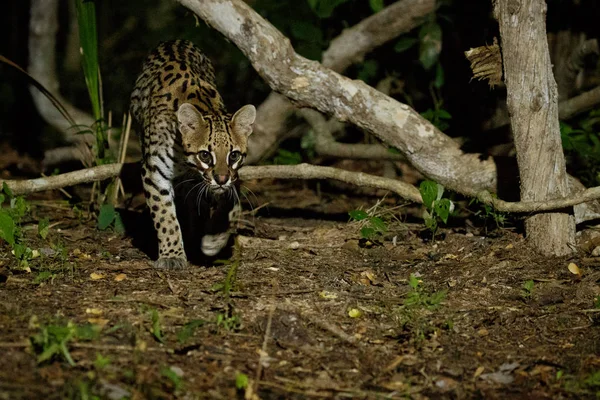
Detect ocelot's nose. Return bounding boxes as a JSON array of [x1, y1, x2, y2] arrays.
[[214, 174, 229, 185]]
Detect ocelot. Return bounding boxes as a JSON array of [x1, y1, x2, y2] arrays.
[[130, 40, 256, 269]]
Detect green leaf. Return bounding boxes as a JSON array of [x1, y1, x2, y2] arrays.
[[94, 353, 111, 369], [307, 0, 349, 18], [273, 149, 302, 165], [419, 180, 438, 209], [0, 210, 15, 245], [291, 21, 323, 42], [434, 62, 445, 88], [34, 271, 53, 284], [408, 274, 420, 290], [113, 211, 125, 234], [11, 197, 28, 220], [418, 21, 442, 70], [97, 204, 116, 230], [348, 210, 369, 221], [357, 59, 378, 83], [38, 218, 50, 239], [150, 309, 164, 344], [360, 227, 376, 239], [2, 182, 13, 198], [394, 37, 418, 53], [161, 366, 184, 391], [236, 372, 249, 390], [437, 108, 452, 120], [369, 216, 387, 233], [434, 198, 453, 224], [369, 0, 384, 13], [177, 319, 205, 343]]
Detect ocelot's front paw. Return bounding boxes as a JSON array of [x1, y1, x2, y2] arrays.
[[154, 256, 188, 269], [201, 233, 230, 256]]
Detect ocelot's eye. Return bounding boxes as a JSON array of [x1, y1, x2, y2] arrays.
[[229, 151, 242, 164], [198, 151, 212, 164]]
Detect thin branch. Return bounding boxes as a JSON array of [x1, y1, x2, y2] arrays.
[[0, 164, 422, 203], [7, 165, 600, 215]]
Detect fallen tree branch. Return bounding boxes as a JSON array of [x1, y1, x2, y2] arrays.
[[176, 0, 496, 197], [0, 164, 423, 203], [247, 0, 435, 163], [6, 165, 600, 216]]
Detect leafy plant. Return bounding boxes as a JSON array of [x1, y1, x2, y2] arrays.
[[404, 274, 446, 310], [31, 322, 101, 366], [561, 110, 600, 186], [419, 180, 453, 237], [307, 0, 349, 18], [273, 149, 303, 165], [348, 209, 387, 241], [470, 195, 507, 231], [97, 204, 125, 233], [149, 309, 165, 343], [75, 0, 108, 162], [235, 372, 249, 390], [521, 280, 534, 299], [161, 366, 184, 392], [216, 312, 242, 332], [0, 183, 38, 268], [177, 319, 206, 343]]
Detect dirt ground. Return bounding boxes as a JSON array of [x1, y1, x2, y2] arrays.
[[1, 177, 600, 400]]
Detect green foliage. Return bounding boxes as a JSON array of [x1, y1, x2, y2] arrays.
[[75, 0, 108, 161], [93, 353, 111, 369], [521, 280, 534, 299], [469, 195, 507, 232], [216, 312, 242, 332], [348, 209, 388, 241], [0, 183, 38, 268], [161, 366, 184, 392], [419, 180, 453, 237], [394, 37, 419, 53], [307, 0, 349, 18], [418, 20, 442, 70], [149, 309, 165, 343], [37, 217, 50, 239], [561, 110, 600, 186], [273, 149, 303, 165], [594, 296, 600, 309], [421, 106, 451, 131], [404, 274, 446, 310], [34, 271, 54, 285], [357, 59, 379, 83], [235, 372, 249, 390], [31, 322, 101, 366], [177, 319, 206, 343], [369, 0, 384, 13], [97, 204, 125, 233]]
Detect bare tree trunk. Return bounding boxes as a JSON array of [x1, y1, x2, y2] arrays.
[[494, 0, 575, 255]]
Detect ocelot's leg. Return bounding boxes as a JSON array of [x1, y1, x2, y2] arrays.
[[201, 196, 236, 257], [142, 160, 187, 269]]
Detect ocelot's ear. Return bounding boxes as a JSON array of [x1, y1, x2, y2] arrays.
[[231, 105, 256, 138], [177, 103, 207, 141]]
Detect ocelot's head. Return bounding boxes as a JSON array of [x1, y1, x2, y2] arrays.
[[177, 103, 256, 194]]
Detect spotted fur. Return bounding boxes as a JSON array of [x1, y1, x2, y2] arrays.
[[130, 40, 255, 269]]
